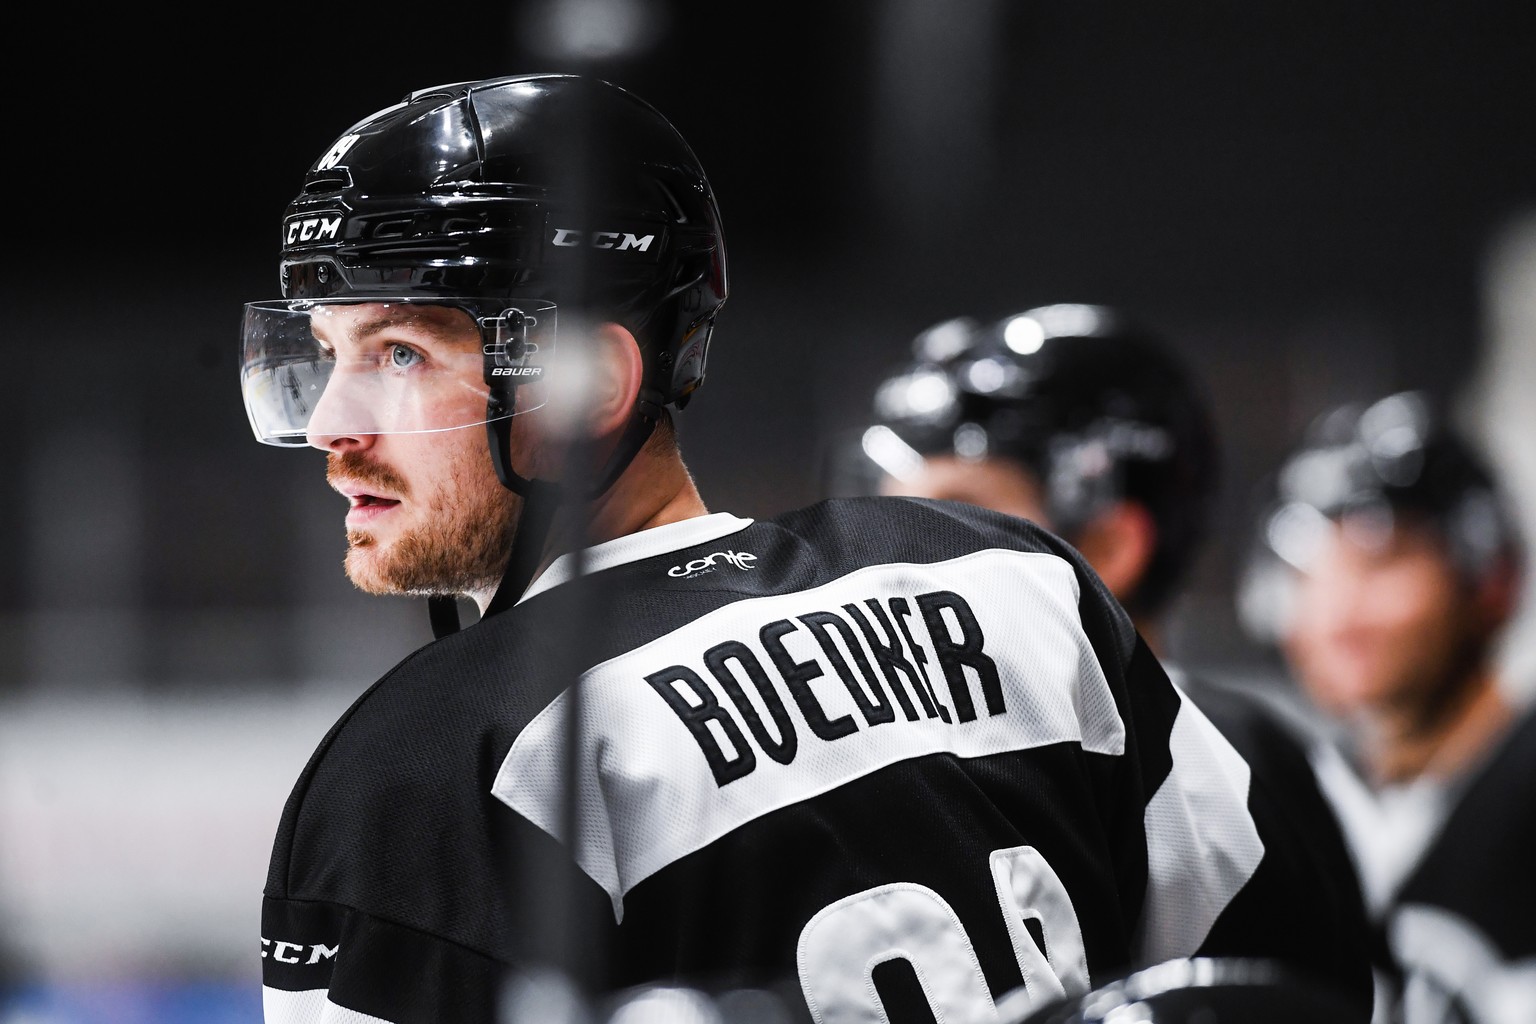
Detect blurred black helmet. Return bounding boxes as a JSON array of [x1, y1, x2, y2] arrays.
[[1003, 957, 1367, 1024], [1238, 389, 1522, 643], [270, 73, 727, 411], [859, 304, 1219, 618]]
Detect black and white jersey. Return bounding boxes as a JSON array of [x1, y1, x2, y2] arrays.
[[1171, 671, 1375, 1009], [1319, 704, 1536, 1024], [260, 497, 1327, 1024]]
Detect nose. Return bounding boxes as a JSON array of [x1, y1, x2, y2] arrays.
[[307, 426, 375, 453], [1291, 557, 1371, 644], [305, 369, 379, 452]]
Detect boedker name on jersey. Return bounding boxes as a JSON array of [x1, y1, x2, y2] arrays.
[[645, 583, 1005, 786], [260, 497, 1281, 1024]]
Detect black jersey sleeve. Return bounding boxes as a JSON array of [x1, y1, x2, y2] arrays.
[[260, 896, 508, 1023]]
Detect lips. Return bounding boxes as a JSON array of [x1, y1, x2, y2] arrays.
[[336, 483, 403, 525]]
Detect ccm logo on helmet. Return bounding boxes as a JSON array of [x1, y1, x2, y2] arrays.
[[551, 228, 654, 252], [284, 214, 342, 246], [670, 550, 757, 578]]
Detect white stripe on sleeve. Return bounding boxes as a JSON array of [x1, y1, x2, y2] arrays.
[[263, 987, 399, 1024], [1136, 689, 1265, 964]]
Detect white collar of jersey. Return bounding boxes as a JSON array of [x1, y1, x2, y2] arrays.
[[518, 512, 756, 604]]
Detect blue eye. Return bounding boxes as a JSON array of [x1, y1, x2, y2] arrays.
[[389, 344, 424, 369]]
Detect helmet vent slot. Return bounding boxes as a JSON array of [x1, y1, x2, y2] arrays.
[[364, 213, 486, 240], [371, 218, 414, 239], [302, 168, 353, 194]]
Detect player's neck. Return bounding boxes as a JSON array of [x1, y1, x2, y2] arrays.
[[1364, 667, 1514, 787], [586, 444, 709, 541], [527, 445, 706, 587], [465, 434, 708, 615]]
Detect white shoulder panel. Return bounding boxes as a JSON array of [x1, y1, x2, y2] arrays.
[[263, 987, 398, 1024], [1136, 687, 1264, 963]]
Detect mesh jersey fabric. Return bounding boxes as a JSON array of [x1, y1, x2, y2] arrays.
[[259, 497, 1343, 1023]]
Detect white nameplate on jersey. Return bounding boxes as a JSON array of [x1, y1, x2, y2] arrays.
[[492, 548, 1126, 920]]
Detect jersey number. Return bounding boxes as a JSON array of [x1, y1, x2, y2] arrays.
[[798, 845, 1090, 1023]]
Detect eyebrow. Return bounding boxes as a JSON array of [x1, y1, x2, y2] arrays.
[[311, 306, 477, 354], [348, 308, 474, 346]]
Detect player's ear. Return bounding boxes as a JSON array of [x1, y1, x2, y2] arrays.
[[1472, 549, 1521, 634], [1073, 501, 1157, 603], [586, 322, 645, 439]]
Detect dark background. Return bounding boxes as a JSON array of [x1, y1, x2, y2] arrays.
[[11, 0, 1535, 687], [4, 0, 1536, 1005]]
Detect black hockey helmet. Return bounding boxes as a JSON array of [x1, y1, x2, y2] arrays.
[[1003, 957, 1367, 1024], [859, 304, 1219, 618], [240, 73, 728, 450], [239, 73, 729, 634], [1238, 389, 1522, 643]]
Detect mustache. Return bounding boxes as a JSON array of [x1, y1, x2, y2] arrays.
[[327, 451, 411, 497]]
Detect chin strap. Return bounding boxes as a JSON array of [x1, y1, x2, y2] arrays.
[[478, 476, 564, 623], [426, 391, 663, 640], [426, 595, 464, 639]]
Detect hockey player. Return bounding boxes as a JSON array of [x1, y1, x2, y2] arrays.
[[1240, 390, 1536, 1024], [852, 306, 1374, 1009], [240, 75, 1349, 1023]]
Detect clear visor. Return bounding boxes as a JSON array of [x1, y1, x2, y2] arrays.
[[240, 296, 556, 447]]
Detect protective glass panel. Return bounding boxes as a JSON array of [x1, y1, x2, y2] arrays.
[[817, 424, 930, 499], [239, 297, 555, 447]]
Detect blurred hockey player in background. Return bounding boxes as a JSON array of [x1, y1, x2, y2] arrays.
[[848, 304, 1374, 1012], [1240, 389, 1536, 1024]]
